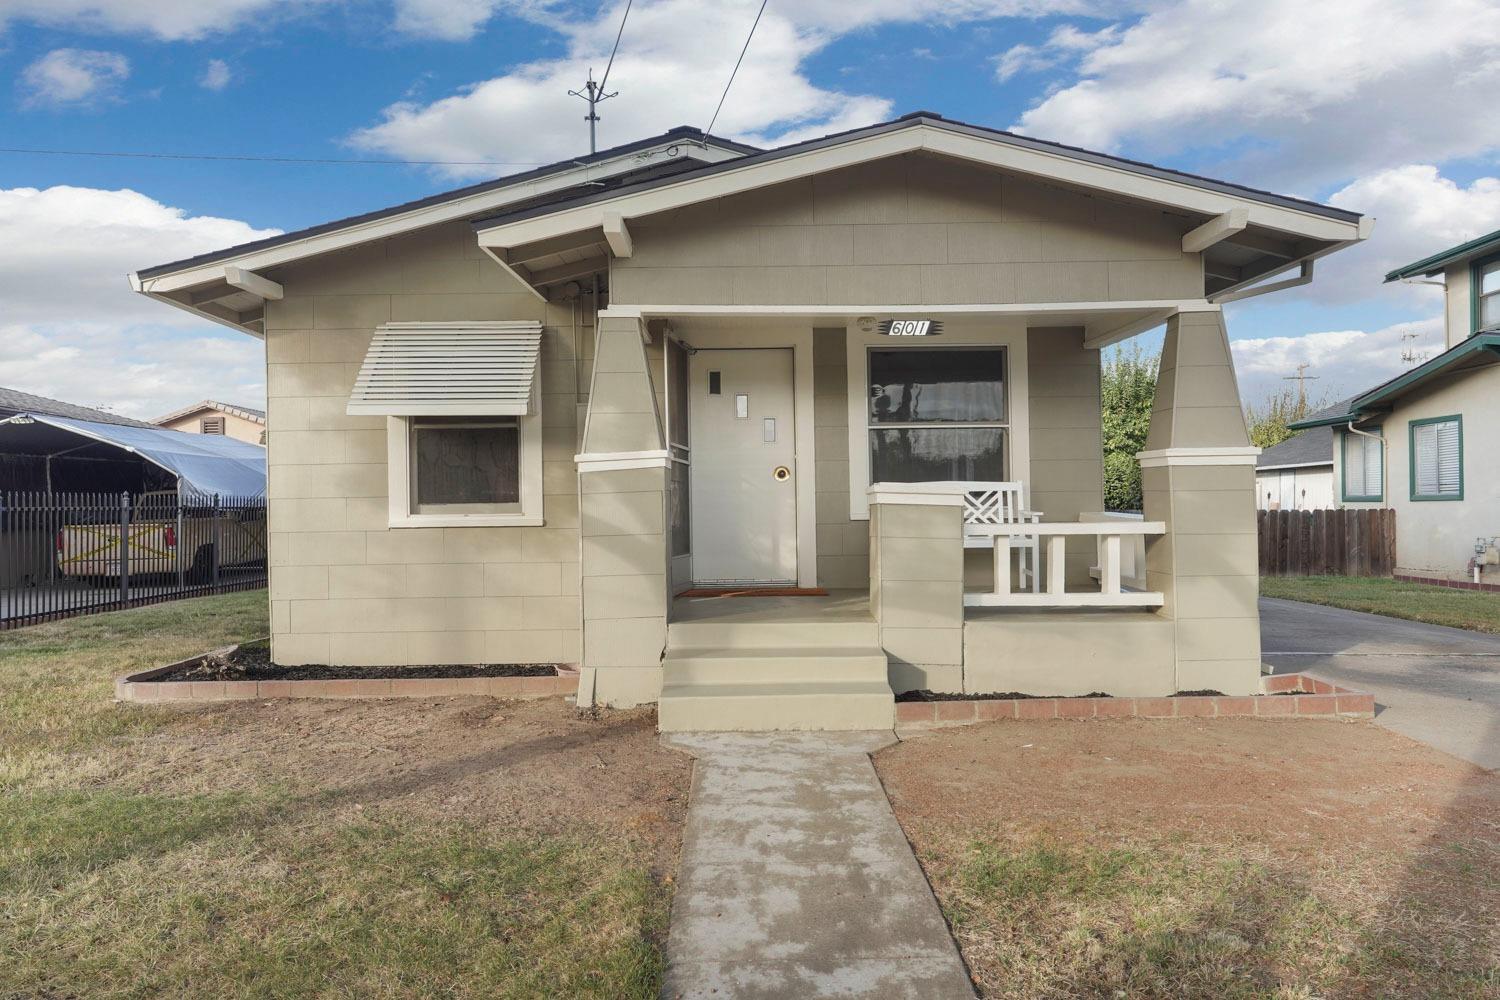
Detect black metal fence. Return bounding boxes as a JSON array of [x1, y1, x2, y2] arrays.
[[0, 491, 267, 630]]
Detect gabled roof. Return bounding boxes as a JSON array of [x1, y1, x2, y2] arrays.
[[153, 399, 266, 425], [1284, 397, 1358, 430], [1290, 334, 1500, 429], [0, 385, 153, 428], [475, 112, 1363, 233], [1256, 426, 1333, 470], [473, 112, 1368, 306], [135, 127, 756, 282], [1385, 228, 1500, 281]]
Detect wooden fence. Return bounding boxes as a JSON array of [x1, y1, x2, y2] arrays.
[[1257, 508, 1396, 577]]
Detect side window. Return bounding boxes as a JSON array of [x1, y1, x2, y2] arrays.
[[1410, 416, 1462, 501], [1340, 429, 1382, 502], [1476, 257, 1500, 334]]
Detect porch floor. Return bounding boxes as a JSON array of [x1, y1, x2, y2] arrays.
[[670, 588, 874, 626]]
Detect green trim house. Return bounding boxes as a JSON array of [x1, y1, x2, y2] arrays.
[[1293, 230, 1500, 585]]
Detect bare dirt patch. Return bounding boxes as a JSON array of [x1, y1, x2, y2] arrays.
[[101, 696, 690, 864], [877, 718, 1500, 998]]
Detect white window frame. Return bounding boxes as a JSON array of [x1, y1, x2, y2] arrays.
[[845, 322, 1030, 520], [1477, 258, 1500, 333], [1340, 428, 1383, 502], [386, 414, 543, 528]]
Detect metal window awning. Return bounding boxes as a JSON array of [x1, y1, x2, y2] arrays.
[[347, 321, 543, 417]]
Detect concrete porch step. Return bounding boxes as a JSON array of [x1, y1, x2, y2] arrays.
[[663, 646, 889, 686], [667, 618, 880, 650], [657, 680, 896, 732]]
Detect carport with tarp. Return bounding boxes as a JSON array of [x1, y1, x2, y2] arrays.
[[0, 413, 268, 628], [0, 412, 265, 499]]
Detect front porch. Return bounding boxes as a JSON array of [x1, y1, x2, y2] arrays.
[[574, 306, 1263, 721]]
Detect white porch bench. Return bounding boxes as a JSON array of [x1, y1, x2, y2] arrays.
[[953, 481, 1041, 593]]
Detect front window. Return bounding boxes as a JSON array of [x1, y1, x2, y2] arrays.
[[1341, 429, 1382, 502], [1410, 416, 1462, 501], [1478, 258, 1500, 333], [410, 417, 521, 514], [867, 347, 1006, 483]]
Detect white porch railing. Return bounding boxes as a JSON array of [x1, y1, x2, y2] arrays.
[[965, 520, 1166, 609]]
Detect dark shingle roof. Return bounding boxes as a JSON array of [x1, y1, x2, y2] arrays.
[[1257, 426, 1334, 469], [0, 386, 153, 428]]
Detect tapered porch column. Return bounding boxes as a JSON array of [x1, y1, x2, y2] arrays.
[[1139, 310, 1261, 695], [576, 313, 670, 708]]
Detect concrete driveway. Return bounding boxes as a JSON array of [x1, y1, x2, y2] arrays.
[[1260, 597, 1500, 770]]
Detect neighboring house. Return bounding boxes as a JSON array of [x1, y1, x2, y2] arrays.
[[1292, 229, 1500, 585], [153, 400, 267, 445], [1254, 420, 1336, 510], [132, 112, 1368, 728]]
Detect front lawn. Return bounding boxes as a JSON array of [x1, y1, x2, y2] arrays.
[[0, 593, 688, 999], [878, 719, 1500, 998], [1260, 574, 1500, 634]]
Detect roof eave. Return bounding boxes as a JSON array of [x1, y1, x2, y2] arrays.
[[1384, 228, 1500, 282], [1346, 333, 1500, 410]]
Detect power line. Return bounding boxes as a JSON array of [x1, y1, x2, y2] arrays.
[[704, 0, 769, 140], [597, 0, 633, 95], [569, 0, 634, 154], [0, 146, 548, 167]]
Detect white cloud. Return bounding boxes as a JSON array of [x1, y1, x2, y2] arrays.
[[994, 23, 1117, 80], [354, 0, 1121, 173], [1013, 0, 1500, 191], [199, 58, 232, 91], [0, 0, 324, 41], [1230, 316, 1445, 406], [353, 0, 893, 176], [0, 186, 279, 416], [20, 48, 129, 107], [391, 0, 542, 41]]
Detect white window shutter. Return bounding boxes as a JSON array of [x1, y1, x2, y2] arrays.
[[347, 321, 542, 416]]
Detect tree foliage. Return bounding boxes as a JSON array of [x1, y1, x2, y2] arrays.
[[1243, 388, 1331, 451], [1100, 343, 1158, 512]]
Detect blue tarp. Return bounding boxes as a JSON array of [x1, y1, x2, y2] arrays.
[[0, 413, 266, 500]]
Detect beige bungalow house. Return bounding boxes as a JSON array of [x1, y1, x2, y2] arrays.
[[153, 399, 267, 445], [132, 113, 1368, 730], [1292, 229, 1500, 586]]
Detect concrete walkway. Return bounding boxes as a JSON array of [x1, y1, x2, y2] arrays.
[[661, 732, 974, 999], [1261, 597, 1500, 769]]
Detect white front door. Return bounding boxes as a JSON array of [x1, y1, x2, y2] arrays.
[[689, 348, 798, 584]]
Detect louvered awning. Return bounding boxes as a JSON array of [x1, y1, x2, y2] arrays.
[[347, 321, 542, 416]]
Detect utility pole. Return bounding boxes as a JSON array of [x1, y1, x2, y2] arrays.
[[568, 69, 617, 155], [1283, 362, 1319, 411]]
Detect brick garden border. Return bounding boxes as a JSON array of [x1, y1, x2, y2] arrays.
[[895, 673, 1374, 730], [115, 642, 580, 704], [1395, 572, 1500, 594]]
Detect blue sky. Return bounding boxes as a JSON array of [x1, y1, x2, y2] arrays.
[[0, 0, 1496, 418]]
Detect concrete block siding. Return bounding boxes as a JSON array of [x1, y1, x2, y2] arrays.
[[263, 221, 584, 667]]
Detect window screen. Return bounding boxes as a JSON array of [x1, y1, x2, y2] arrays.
[[1342, 431, 1382, 500], [412, 418, 520, 507], [867, 347, 1006, 483], [1411, 418, 1461, 499]]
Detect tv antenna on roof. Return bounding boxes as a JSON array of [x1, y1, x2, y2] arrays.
[[1400, 329, 1431, 366], [569, 70, 616, 155], [568, 0, 633, 154]]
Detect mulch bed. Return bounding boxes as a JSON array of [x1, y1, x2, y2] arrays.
[[151, 642, 557, 682]]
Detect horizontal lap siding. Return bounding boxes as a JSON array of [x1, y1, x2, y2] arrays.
[[1025, 328, 1104, 586], [262, 220, 586, 667]]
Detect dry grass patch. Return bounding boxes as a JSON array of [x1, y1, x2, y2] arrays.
[[0, 594, 691, 999], [877, 718, 1500, 999]]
